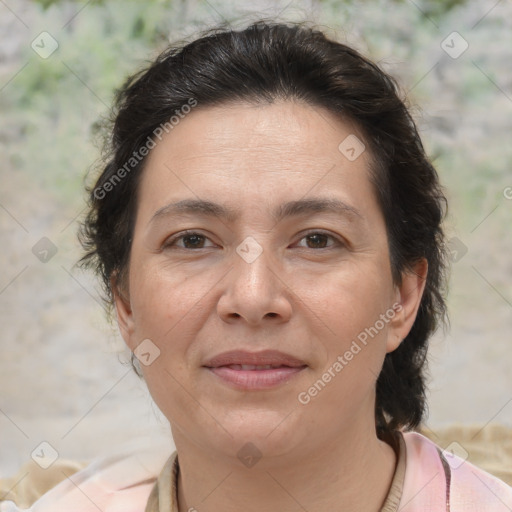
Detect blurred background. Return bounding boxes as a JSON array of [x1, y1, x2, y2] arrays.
[[1, 0, 511, 476]]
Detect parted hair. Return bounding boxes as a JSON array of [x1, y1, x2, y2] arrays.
[[79, 21, 448, 433]]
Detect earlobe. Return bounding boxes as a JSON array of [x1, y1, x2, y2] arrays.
[[111, 276, 135, 349], [386, 258, 428, 353]]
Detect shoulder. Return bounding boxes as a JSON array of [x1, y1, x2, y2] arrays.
[[0, 459, 85, 508], [0, 441, 173, 512], [402, 431, 512, 511]]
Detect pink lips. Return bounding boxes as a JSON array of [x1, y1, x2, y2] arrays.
[[203, 350, 307, 390]]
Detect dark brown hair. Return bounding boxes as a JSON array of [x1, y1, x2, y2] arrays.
[[79, 21, 448, 433]]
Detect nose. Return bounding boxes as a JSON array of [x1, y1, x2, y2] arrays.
[[217, 244, 293, 326]]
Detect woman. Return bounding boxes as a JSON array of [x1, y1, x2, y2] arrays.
[[2, 20, 511, 512]]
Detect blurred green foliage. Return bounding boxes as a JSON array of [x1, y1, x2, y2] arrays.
[[33, 0, 175, 8], [395, 0, 469, 17], [2, 1, 188, 203], [1, 0, 509, 238], [35, 0, 468, 14]]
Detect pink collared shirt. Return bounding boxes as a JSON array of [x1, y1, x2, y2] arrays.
[[2, 432, 511, 512]]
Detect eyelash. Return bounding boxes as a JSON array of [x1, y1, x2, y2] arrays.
[[163, 230, 344, 250]]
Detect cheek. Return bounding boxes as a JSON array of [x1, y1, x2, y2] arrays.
[[128, 266, 207, 421], [127, 263, 214, 405], [140, 355, 203, 436], [130, 259, 209, 337], [298, 272, 393, 422], [300, 260, 393, 391], [301, 259, 393, 334]]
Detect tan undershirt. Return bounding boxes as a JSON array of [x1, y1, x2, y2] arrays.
[[145, 431, 407, 512], [380, 430, 406, 511]]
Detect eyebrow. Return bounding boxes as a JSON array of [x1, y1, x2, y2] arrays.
[[149, 197, 363, 226]]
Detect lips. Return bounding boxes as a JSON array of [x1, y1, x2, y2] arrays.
[[203, 350, 307, 369], [203, 350, 307, 390], [224, 364, 289, 370]]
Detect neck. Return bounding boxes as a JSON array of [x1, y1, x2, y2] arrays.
[[173, 424, 397, 512]]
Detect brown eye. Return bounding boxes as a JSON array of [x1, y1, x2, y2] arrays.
[[164, 232, 214, 250], [305, 233, 329, 248], [181, 234, 206, 248], [296, 232, 339, 249]]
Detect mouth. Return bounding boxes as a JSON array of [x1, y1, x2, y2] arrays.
[[203, 350, 308, 390], [220, 364, 295, 370]]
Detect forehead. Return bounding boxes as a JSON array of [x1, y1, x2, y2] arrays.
[[146, 100, 366, 164], [137, 100, 378, 222]]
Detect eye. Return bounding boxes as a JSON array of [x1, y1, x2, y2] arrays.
[[295, 231, 341, 249], [163, 231, 215, 250]]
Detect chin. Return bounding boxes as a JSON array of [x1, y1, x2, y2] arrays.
[[218, 411, 304, 456]]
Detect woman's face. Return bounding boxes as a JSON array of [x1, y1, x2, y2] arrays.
[[115, 101, 424, 461]]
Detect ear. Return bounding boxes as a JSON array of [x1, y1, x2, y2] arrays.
[[386, 258, 428, 353], [112, 275, 136, 351]]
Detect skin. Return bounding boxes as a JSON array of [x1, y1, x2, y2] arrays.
[[114, 100, 427, 512]]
